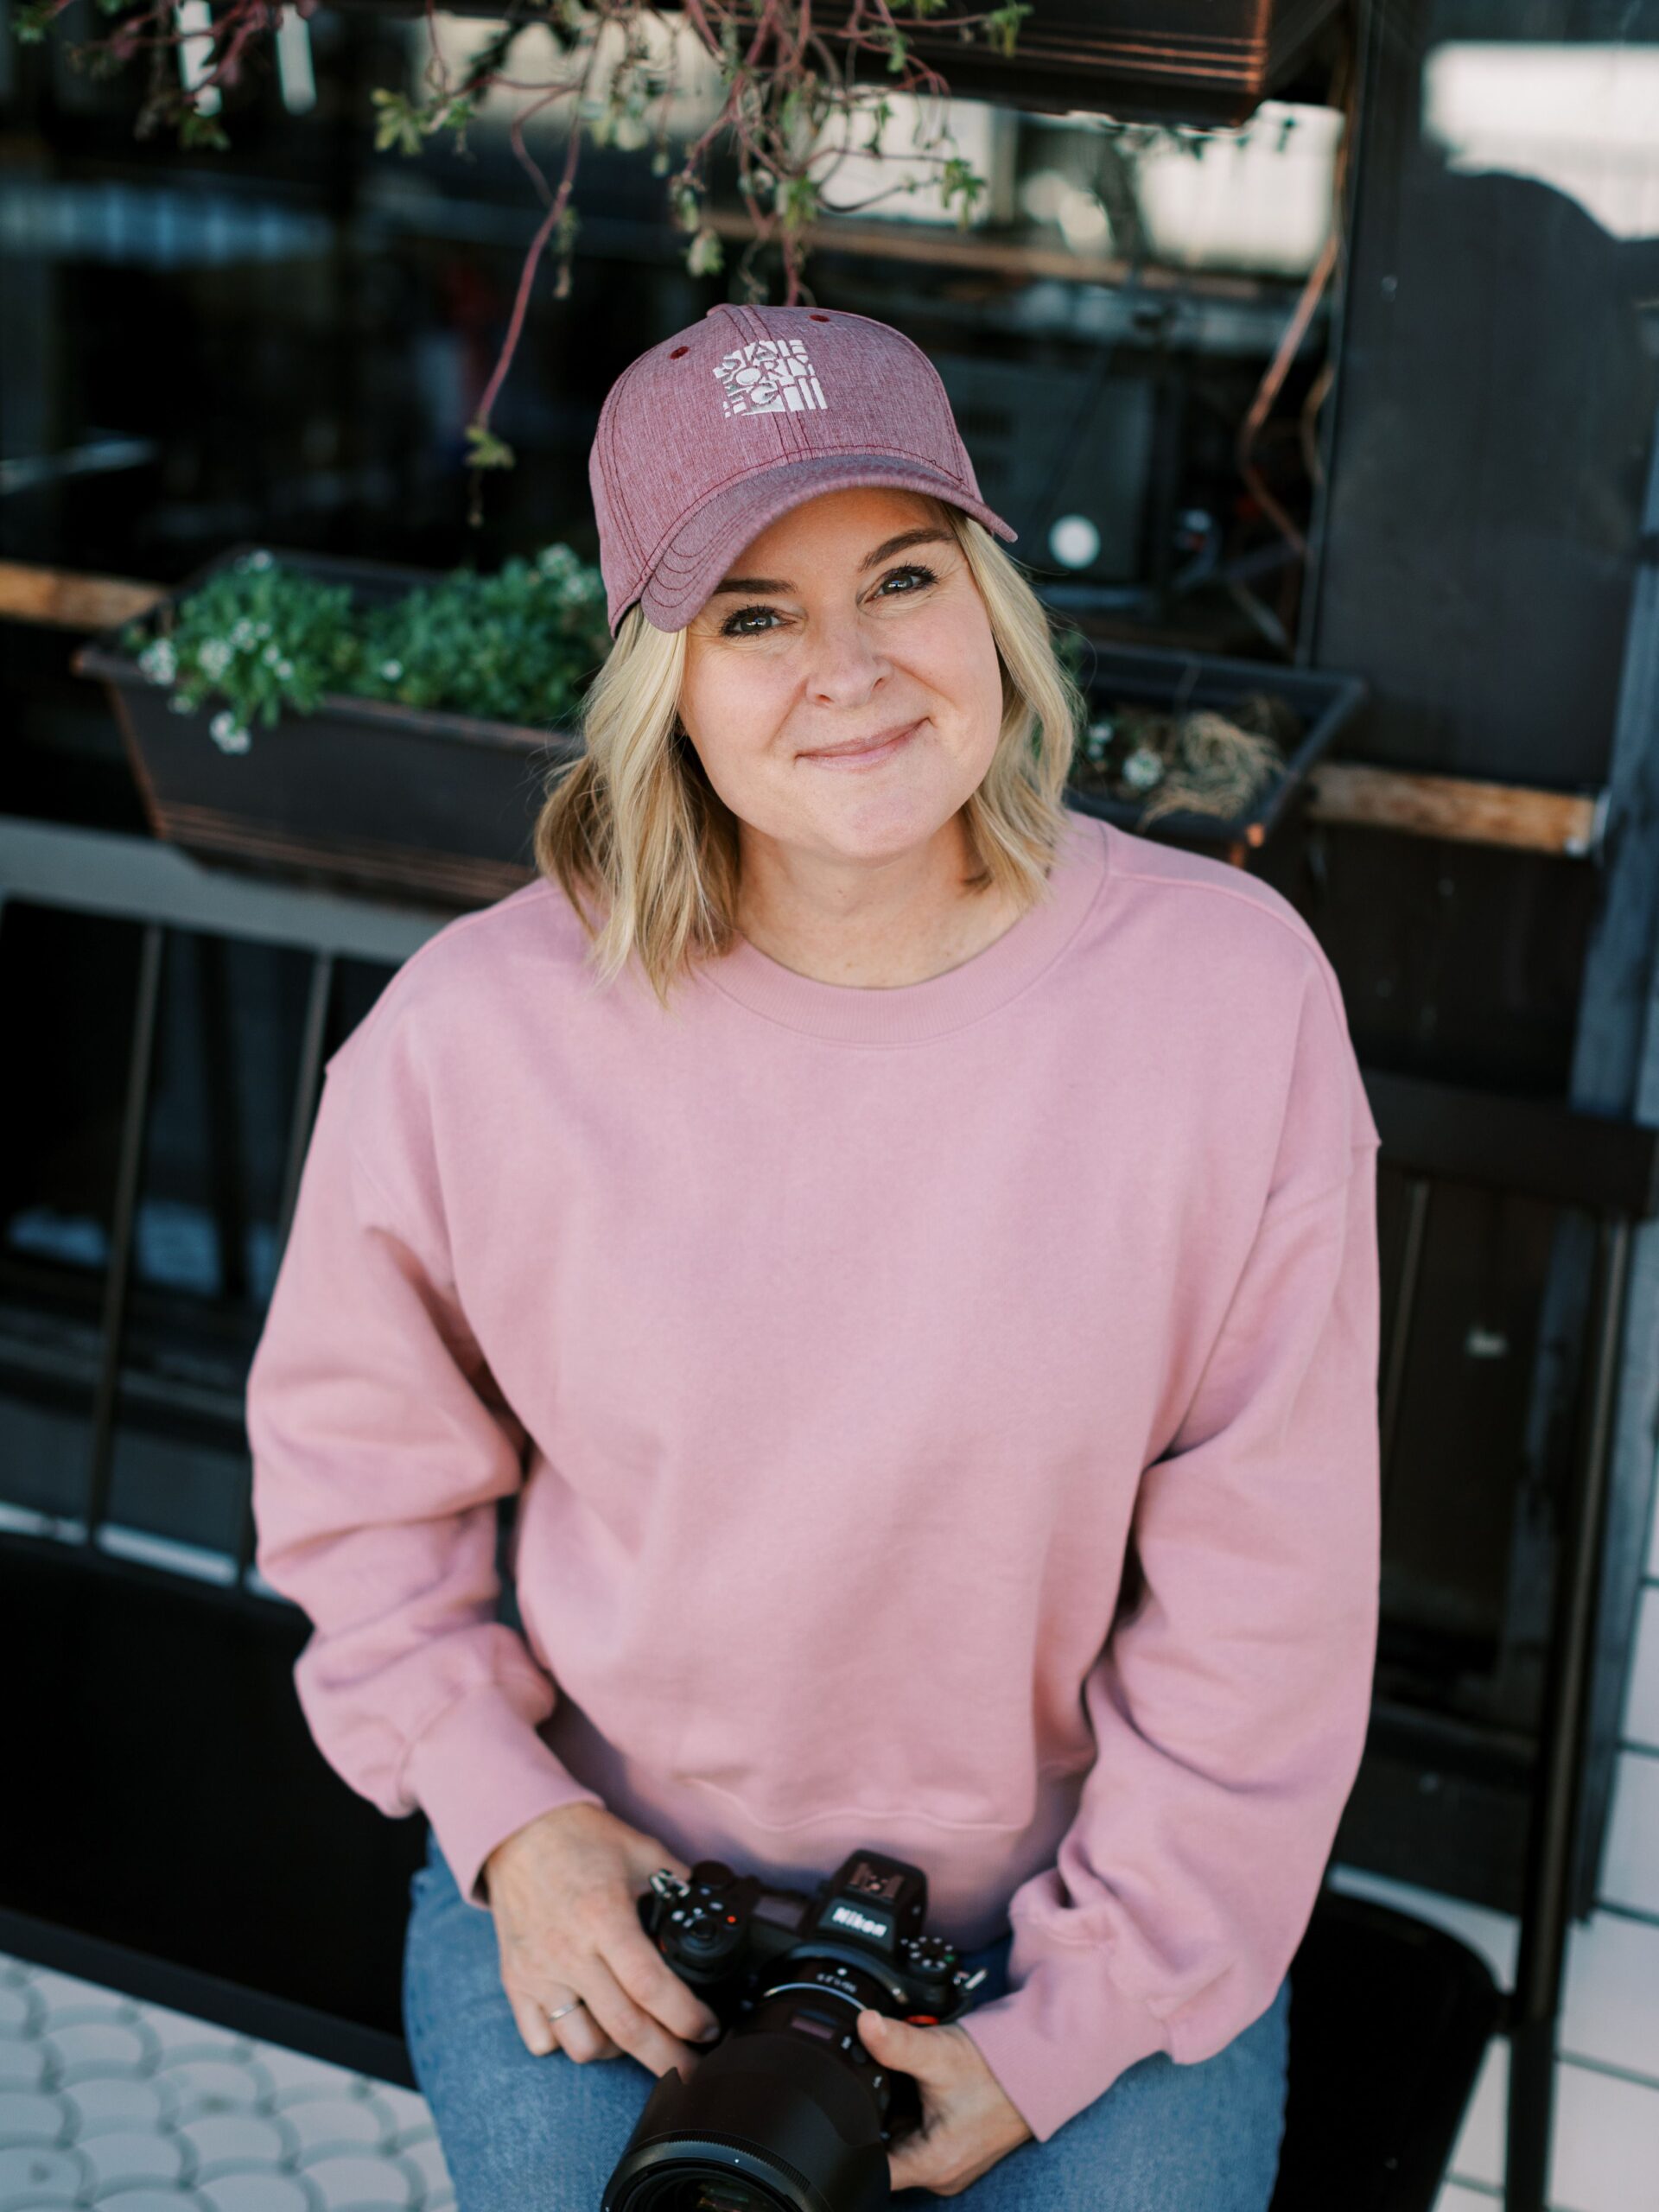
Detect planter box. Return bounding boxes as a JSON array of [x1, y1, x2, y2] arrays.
[[73, 544, 582, 911], [76, 545, 1364, 905], [1064, 639, 1368, 855], [788, 0, 1345, 127], [326, 3, 1340, 126]]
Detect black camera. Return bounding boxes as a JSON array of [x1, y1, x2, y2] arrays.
[[600, 1847, 988, 2212]]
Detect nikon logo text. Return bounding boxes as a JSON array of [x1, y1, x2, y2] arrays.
[[829, 1904, 887, 1939]]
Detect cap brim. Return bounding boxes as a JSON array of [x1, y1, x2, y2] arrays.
[[632, 453, 1018, 633]]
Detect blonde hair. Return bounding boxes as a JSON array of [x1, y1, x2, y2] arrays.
[[533, 498, 1084, 1014]]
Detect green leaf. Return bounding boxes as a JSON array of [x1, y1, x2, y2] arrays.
[[179, 108, 231, 151], [979, 2, 1033, 58], [10, 0, 57, 42], [132, 542, 612, 735], [940, 155, 985, 227], [779, 174, 819, 228], [370, 87, 426, 156], [435, 92, 480, 137], [465, 422, 516, 470]]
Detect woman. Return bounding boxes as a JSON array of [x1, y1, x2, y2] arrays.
[[247, 302, 1382, 2210]]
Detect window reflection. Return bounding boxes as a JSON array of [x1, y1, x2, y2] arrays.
[[1424, 42, 1659, 241]]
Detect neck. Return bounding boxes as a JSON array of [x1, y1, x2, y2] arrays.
[[733, 816, 1027, 990]]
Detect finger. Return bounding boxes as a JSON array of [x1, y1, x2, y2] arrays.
[[577, 1948, 702, 2077], [602, 1911, 723, 2047], [570, 2008, 623, 2052], [858, 2011, 947, 2083], [506, 1977, 618, 2065], [550, 1998, 617, 2065], [507, 1988, 555, 2057]]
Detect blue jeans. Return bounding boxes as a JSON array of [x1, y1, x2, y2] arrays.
[[403, 1823, 1290, 2209]]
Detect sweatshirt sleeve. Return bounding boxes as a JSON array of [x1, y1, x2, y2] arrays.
[[959, 957, 1383, 2143], [245, 1007, 606, 1910]]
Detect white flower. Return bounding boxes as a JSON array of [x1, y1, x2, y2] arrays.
[[169, 691, 196, 715], [140, 639, 177, 683], [238, 550, 274, 572], [379, 659, 404, 682], [1122, 745, 1164, 791], [275, 658, 294, 679], [230, 620, 257, 649], [209, 709, 251, 753], [254, 620, 272, 639], [198, 639, 233, 678], [262, 643, 281, 666]]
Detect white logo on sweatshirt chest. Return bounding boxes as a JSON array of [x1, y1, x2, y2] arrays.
[[715, 338, 828, 417]]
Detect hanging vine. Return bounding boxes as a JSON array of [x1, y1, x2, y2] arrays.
[[13, 0, 1031, 518]]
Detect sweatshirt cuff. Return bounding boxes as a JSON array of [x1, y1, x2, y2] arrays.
[[958, 1942, 1172, 2143], [401, 1681, 607, 1910]]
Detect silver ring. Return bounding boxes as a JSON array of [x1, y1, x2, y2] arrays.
[[543, 1999, 586, 2024]]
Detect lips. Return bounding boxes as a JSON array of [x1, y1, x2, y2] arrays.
[[798, 717, 923, 766]]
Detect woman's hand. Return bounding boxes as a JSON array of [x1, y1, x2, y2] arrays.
[[855, 2012, 1033, 2196], [483, 1802, 722, 2075]]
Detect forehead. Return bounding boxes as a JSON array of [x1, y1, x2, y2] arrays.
[[734, 484, 950, 567]]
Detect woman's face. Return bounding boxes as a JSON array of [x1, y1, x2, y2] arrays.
[[674, 486, 1006, 869]]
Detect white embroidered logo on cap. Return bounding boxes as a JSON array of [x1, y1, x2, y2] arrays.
[[715, 338, 827, 417]]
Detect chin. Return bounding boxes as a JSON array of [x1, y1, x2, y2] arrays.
[[811, 798, 964, 859]]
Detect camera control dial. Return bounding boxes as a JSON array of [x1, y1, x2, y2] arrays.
[[899, 1935, 957, 1971]]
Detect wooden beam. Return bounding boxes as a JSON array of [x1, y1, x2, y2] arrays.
[[0, 563, 164, 632], [1304, 761, 1605, 858], [699, 207, 1297, 301]]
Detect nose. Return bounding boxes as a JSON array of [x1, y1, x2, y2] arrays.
[[804, 604, 889, 710]]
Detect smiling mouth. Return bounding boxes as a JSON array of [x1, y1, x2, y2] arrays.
[[798, 718, 924, 766]]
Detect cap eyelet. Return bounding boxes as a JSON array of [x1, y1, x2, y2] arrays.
[[669, 346, 690, 359]]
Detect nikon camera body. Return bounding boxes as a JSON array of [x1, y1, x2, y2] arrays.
[[600, 1847, 988, 2212]]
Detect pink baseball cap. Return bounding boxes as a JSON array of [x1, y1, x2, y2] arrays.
[[588, 302, 1018, 635]]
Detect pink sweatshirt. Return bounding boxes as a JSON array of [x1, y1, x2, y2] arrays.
[[246, 810, 1382, 2144]]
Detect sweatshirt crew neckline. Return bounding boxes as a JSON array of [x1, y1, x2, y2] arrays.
[[699, 810, 1110, 1045]]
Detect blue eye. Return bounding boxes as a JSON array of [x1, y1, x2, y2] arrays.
[[718, 563, 939, 639], [877, 563, 938, 596], [720, 601, 786, 637]]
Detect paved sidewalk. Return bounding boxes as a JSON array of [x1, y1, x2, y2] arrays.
[[0, 1952, 454, 2212]]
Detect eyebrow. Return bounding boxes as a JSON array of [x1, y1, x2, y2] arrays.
[[708, 525, 952, 601]]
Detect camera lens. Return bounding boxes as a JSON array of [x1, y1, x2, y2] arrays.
[[604, 1977, 895, 2212], [626, 2174, 787, 2211]]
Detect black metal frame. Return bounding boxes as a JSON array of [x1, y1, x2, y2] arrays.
[[1363, 1069, 1659, 2212], [0, 813, 444, 1590]]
